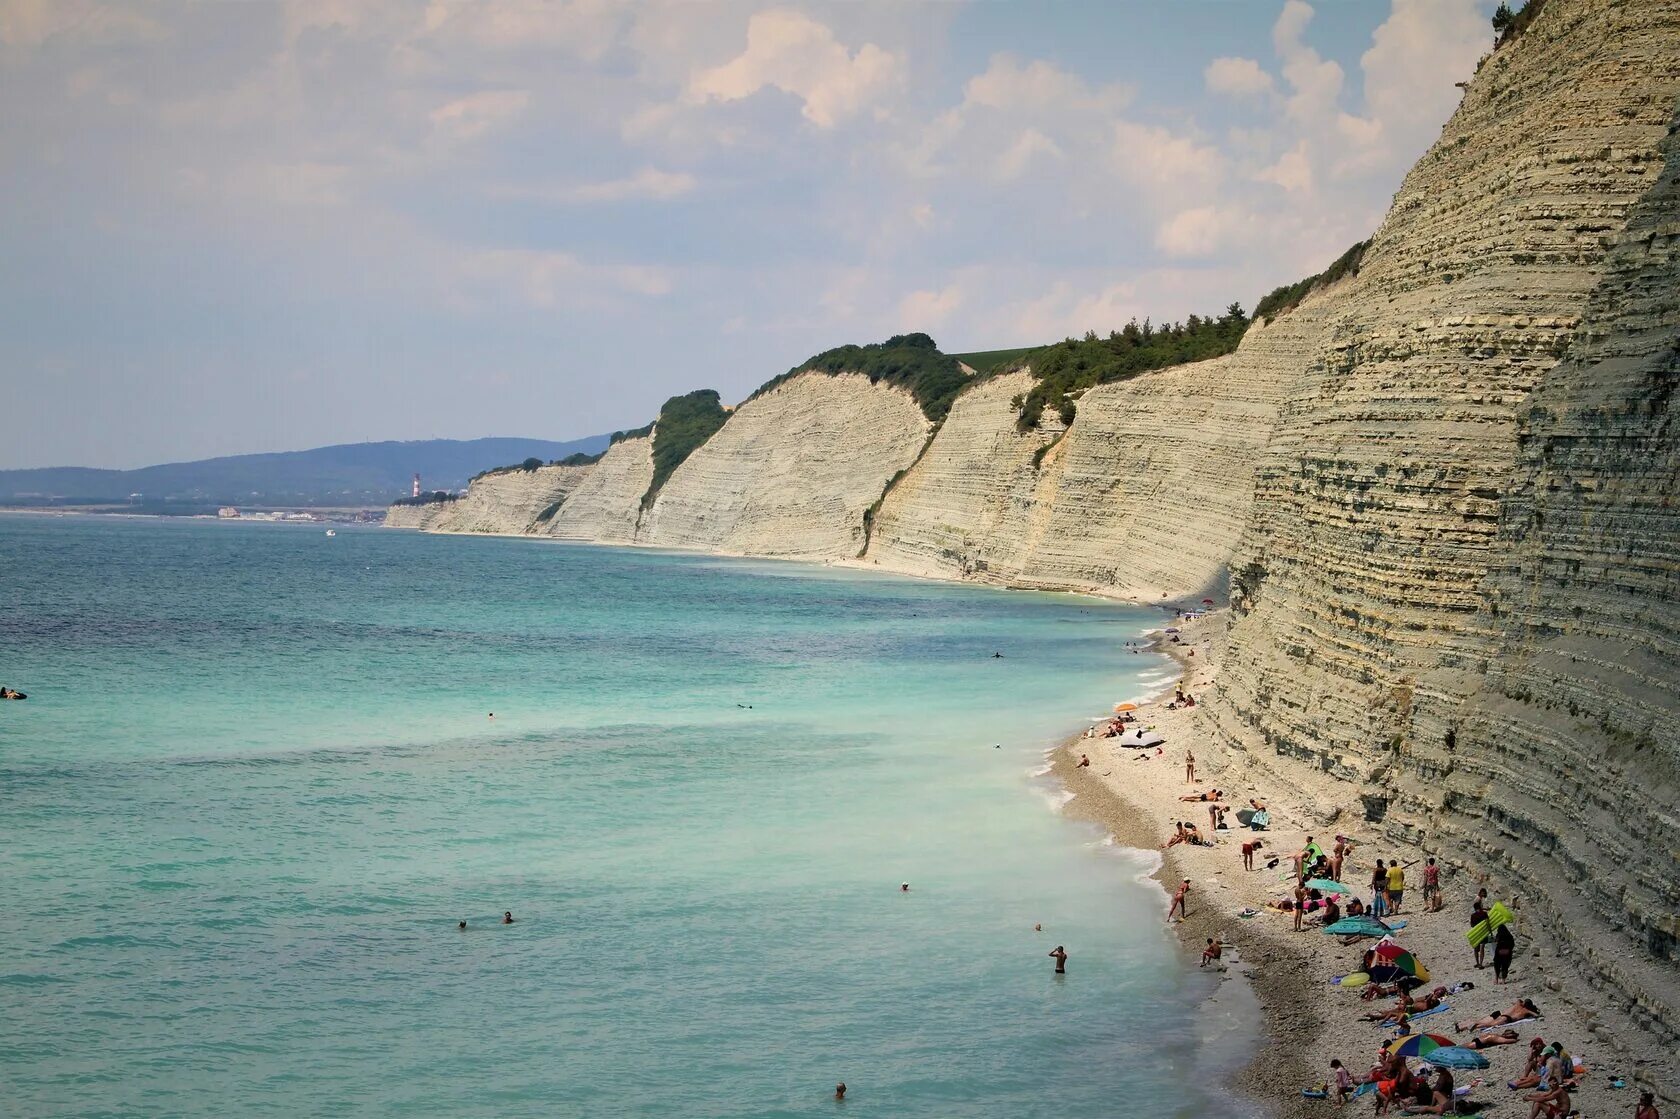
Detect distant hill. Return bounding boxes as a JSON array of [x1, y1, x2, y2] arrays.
[[0, 436, 612, 509]]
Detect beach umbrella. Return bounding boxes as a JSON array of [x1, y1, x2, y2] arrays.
[[1386, 1033, 1454, 1060], [1324, 915, 1392, 938], [1114, 702, 1138, 712], [1164, 627, 1180, 633], [1202, 598, 1214, 604], [1418, 1047, 1490, 1071], [1306, 878, 1354, 894], [1373, 942, 1430, 981], [1115, 728, 1165, 749]]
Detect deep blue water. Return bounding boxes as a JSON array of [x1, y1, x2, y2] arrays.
[[0, 515, 1251, 1117]]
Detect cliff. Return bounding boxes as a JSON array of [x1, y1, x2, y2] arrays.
[[639, 372, 931, 558], [382, 502, 436, 529], [406, 464, 591, 535], [863, 304, 1331, 599], [540, 434, 655, 544], [1201, 0, 1680, 1046]]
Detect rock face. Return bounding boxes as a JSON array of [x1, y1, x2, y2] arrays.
[[640, 373, 931, 558], [540, 435, 655, 544], [411, 464, 591, 535], [1202, 0, 1680, 1043], [382, 502, 435, 530], [863, 307, 1327, 600]]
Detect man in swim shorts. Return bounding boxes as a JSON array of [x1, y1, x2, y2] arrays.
[[1048, 946, 1067, 974]]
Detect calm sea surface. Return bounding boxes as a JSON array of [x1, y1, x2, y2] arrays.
[[0, 515, 1253, 1118]]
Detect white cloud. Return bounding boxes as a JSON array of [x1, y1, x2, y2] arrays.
[[964, 54, 1132, 115], [899, 286, 962, 331], [497, 168, 698, 205], [1110, 121, 1224, 201], [687, 9, 901, 128], [1156, 206, 1234, 259], [418, 0, 624, 59], [463, 249, 674, 309], [1205, 57, 1275, 98], [996, 128, 1063, 180], [429, 89, 531, 142], [1255, 141, 1313, 192], [0, 0, 164, 47]]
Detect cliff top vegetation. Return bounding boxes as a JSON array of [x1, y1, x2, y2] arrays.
[[643, 389, 731, 510], [1252, 240, 1370, 324], [951, 347, 1043, 376], [392, 490, 459, 507], [759, 333, 969, 423], [1492, 0, 1547, 46], [1007, 306, 1250, 431]]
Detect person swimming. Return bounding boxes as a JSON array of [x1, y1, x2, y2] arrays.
[[900, 883, 910, 892], [503, 911, 515, 924], [458, 920, 467, 930], [834, 1083, 846, 1101], [0, 686, 26, 700]]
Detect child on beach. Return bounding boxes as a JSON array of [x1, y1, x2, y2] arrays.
[[1331, 1059, 1355, 1105]]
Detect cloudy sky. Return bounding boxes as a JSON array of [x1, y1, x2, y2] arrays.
[[0, 0, 1496, 469]]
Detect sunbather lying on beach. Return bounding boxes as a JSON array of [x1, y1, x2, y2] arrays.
[[1456, 998, 1539, 1032], [1464, 1027, 1521, 1050], [1178, 789, 1222, 802], [1362, 988, 1444, 1024]]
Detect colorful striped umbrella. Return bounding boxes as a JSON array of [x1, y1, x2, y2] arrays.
[[1373, 942, 1430, 981], [1385, 1033, 1454, 1059]]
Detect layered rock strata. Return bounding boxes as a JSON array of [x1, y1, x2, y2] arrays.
[[414, 464, 590, 535], [639, 373, 930, 558], [540, 434, 655, 544], [1202, 0, 1680, 1044], [864, 309, 1332, 600]]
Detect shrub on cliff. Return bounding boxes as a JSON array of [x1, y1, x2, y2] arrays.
[[642, 389, 731, 510], [392, 490, 458, 506], [558, 451, 604, 467], [1008, 305, 1249, 431], [1491, 0, 1545, 45], [757, 333, 969, 423], [1253, 240, 1369, 324]]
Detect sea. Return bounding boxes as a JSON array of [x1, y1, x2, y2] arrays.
[[0, 514, 1259, 1118]]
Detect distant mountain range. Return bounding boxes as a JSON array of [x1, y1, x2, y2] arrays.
[[0, 436, 611, 509]]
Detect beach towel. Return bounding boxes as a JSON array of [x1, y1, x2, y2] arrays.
[[1402, 1004, 1450, 1022]]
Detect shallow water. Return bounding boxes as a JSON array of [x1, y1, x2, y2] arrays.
[[0, 515, 1255, 1117]]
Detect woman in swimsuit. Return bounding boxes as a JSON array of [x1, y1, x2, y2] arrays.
[[1456, 998, 1538, 1033], [1464, 1028, 1521, 1050]]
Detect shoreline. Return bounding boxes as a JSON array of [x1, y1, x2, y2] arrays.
[[1055, 610, 1661, 1118], [1050, 616, 1310, 1119]]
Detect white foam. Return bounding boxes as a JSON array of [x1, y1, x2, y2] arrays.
[[1032, 785, 1076, 813]]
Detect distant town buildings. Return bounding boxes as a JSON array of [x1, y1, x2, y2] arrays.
[[217, 507, 240, 518]]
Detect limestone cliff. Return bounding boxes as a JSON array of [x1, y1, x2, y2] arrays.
[[382, 502, 436, 530], [540, 434, 654, 544], [1201, 0, 1680, 1045], [411, 464, 591, 535], [864, 302, 1330, 600], [639, 372, 931, 558]]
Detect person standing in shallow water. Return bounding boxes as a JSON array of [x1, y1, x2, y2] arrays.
[[1048, 946, 1068, 974]]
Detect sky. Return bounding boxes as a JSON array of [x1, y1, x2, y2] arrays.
[[0, 0, 1499, 469]]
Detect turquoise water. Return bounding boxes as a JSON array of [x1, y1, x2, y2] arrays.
[[1, 515, 1251, 1118]]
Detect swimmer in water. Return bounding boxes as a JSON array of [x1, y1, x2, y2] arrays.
[[1049, 945, 1068, 974], [458, 920, 467, 930], [488, 712, 495, 719], [835, 1083, 846, 1101], [991, 651, 1004, 658], [503, 911, 514, 924], [900, 883, 909, 892]]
